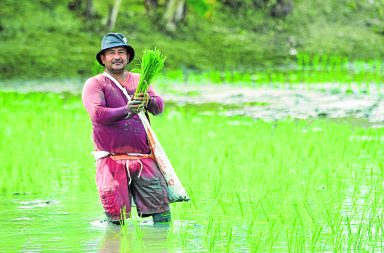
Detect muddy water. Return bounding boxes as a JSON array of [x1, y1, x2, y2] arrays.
[[0, 193, 177, 252], [0, 133, 381, 252], [160, 84, 384, 123], [0, 193, 102, 252], [0, 193, 249, 252], [1, 82, 383, 252], [1, 80, 383, 123]]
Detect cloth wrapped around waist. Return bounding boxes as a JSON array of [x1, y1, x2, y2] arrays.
[[92, 151, 154, 161], [92, 150, 155, 185]]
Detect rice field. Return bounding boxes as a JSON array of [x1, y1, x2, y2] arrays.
[[0, 89, 383, 252], [164, 55, 384, 89]]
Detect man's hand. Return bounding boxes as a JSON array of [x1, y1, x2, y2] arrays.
[[128, 93, 150, 114]]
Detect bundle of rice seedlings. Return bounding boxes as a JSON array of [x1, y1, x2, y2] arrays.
[[135, 48, 166, 96]]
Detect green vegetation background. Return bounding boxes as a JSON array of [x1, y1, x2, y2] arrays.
[[1, 0, 384, 80]]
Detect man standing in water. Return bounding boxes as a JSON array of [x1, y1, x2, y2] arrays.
[[82, 33, 170, 225]]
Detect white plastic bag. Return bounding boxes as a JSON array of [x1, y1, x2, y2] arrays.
[[138, 112, 190, 203]]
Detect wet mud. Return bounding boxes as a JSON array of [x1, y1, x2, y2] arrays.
[[2, 80, 383, 123], [161, 84, 384, 124]]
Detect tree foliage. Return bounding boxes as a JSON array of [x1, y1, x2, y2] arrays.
[[1, 0, 384, 80]]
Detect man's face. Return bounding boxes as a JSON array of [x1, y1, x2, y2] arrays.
[[101, 47, 129, 73]]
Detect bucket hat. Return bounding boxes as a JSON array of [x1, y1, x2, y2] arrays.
[[96, 33, 135, 66]]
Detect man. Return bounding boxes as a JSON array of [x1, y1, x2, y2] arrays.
[[82, 33, 170, 225]]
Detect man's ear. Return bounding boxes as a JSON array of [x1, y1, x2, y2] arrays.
[[100, 54, 105, 65]]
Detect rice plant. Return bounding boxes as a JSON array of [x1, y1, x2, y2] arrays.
[[0, 90, 383, 252], [135, 48, 166, 96]]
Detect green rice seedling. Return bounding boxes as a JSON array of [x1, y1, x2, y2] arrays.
[[295, 226, 306, 253], [249, 231, 263, 252], [208, 222, 221, 251], [197, 71, 208, 85], [266, 220, 279, 252], [310, 56, 320, 84], [206, 215, 214, 237], [130, 218, 144, 251], [177, 200, 190, 220], [246, 219, 255, 240], [1, 90, 384, 251], [166, 55, 384, 88], [220, 71, 227, 84], [310, 225, 323, 253], [120, 208, 128, 236], [259, 201, 271, 223], [242, 72, 252, 84], [209, 70, 222, 84], [296, 53, 304, 69], [312, 54, 320, 71], [180, 223, 189, 248], [234, 71, 244, 84], [353, 227, 364, 250], [166, 222, 175, 242], [373, 60, 382, 89], [255, 71, 269, 86], [163, 69, 184, 83], [217, 197, 228, 215], [249, 196, 260, 218], [302, 53, 311, 71], [235, 192, 244, 217], [304, 201, 317, 225], [276, 206, 287, 226], [119, 232, 129, 253], [135, 48, 166, 96], [345, 215, 353, 239], [320, 54, 329, 71], [223, 70, 232, 83], [225, 225, 233, 253], [332, 227, 344, 252], [286, 228, 294, 253]]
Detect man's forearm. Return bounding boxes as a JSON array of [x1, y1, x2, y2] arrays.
[[146, 95, 164, 115]]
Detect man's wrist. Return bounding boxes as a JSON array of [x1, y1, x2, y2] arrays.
[[125, 105, 132, 118]]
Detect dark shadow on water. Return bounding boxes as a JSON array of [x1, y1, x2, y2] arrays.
[[97, 220, 175, 253]]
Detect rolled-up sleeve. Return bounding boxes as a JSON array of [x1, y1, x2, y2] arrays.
[[82, 78, 129, 124]]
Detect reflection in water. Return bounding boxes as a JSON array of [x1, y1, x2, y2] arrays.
[[98, 221, 174, 253]]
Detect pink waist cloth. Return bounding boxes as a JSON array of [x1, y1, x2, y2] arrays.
[[96, 156, 169, 220]]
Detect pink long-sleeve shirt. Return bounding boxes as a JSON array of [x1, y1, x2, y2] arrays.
[[82, 72, 164, 154]]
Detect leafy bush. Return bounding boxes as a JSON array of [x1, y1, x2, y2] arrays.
[[1, 0, 384, 80]]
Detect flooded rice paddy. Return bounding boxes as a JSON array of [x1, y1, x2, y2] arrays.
[[0, 84, 383, 252]]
